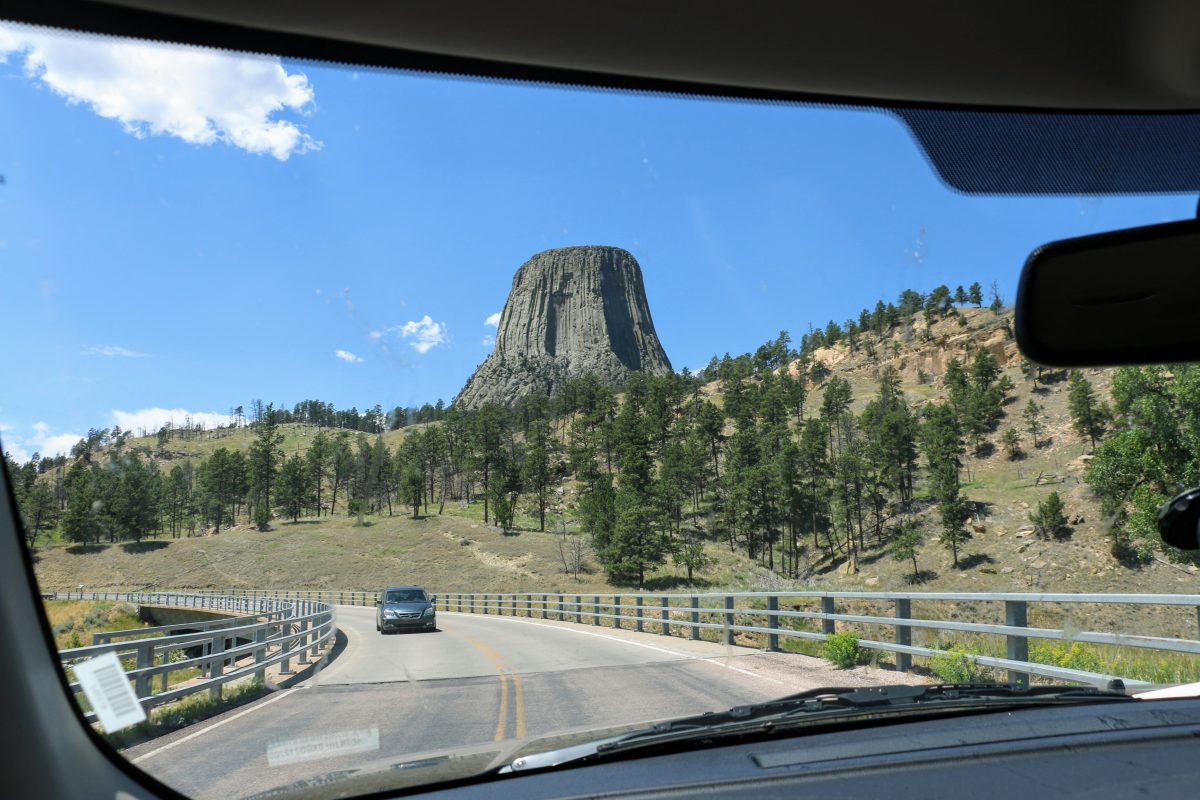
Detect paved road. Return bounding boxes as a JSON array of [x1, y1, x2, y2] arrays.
[[126, 606, 915, 799]]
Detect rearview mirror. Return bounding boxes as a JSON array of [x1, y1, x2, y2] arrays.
[[1158, 487, 1200, 551], [1016, 218, 1200, 367]]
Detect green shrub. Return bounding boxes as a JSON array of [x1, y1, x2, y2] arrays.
[[1029, 641, 1103, 674], [930, 644, 985, 683], [824, 631, 863, 668]]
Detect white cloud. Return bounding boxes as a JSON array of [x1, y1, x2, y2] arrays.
[[111, 408, 232, 436], [484, 312, 501, 327], [1, 420, 84, 462], [399, 315, 447, 354], [367, 315, 449, 354], [482, 334, 494, 347], [335, 349, 363, 363], [81, 344, 146, 358], [0, 23, 320, 160]]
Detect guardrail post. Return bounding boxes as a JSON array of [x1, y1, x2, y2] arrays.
[[209, 635, 225, 701], [298, 619, 310, 665], [593, 595, 601, 625], [280, 622, 292, 675], [724, 595, 735, 645], [767, 596, 779, 651], [822, 596, 836, 634], [635, 596, 643, 632], [1005, 600, 1029, 688], [575, 596, 582, 624], [542, 594, 548, 619], [255, 627, 267, 683], [613, 596, 622, 629], [135, 644, 152, 700], [661, 596, 671, 636], [558, 595, 564, 621], [691, 596, 701, 640], [896, 599, 912, 672]]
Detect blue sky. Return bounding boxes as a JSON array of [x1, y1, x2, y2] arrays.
[[0, 23, 1194, 461]]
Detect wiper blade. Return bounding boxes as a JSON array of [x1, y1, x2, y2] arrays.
[[507, 682, 1133, 773], [642, 682, 1131, 733]]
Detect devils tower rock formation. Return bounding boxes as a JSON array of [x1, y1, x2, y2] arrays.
[[455, 246, 673, 409]]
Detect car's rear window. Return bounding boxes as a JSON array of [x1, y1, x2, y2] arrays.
[[386, 590, 427, 603]]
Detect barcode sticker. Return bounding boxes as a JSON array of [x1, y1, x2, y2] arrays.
[[73, 651, 147, 732]]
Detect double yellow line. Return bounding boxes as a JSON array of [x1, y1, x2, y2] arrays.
[[457, 633, 525, 741]]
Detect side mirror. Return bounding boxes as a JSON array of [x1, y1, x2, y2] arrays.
[[374, 599, 381, 605], [430, 596, 437, 604], [1016, 218, 1200, 367]]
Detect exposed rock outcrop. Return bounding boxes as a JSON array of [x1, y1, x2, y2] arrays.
[[455, 246, 672, 409]]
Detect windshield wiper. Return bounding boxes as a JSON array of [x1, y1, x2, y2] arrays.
[[506, 682, 1133, 773]]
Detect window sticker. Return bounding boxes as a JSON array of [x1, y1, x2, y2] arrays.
[[73, 651, 147, 732]]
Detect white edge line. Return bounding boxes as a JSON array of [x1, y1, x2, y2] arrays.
[[447, 612, 792, 687], [131, 687, 301, 764]]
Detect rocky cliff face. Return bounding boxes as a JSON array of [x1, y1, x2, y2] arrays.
[[455, 246, 673, 409]]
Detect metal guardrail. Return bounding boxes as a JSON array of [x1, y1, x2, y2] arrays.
[[49, 588, 1199, 694], [432, 590, 1200, 690], [50, 591, 335, 723]]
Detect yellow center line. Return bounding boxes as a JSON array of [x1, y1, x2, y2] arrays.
[[510, 671, 526, 739], [493, 671, 509, 742], [449, 630, 526, 742]]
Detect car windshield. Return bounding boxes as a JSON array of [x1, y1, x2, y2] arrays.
[[2, 19, 1198, 800], [386, 590, 426, 603]]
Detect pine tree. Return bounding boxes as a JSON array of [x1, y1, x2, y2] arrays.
[[890, 520, 923, 581], [328, 431, 354, 515], [246, 405, 283, 530], [1067, 370, 1109, 450], [1024, 399, 1043, 449], [470, 403, 507, 524], [62, 462, 102, 545], [1030, 491, 1068, 539], [968, 282, 983, 307], [920, 403, 971, 567], [276, 452, 313, 522], [306, 430, 330, 517], [1001, 428, 1022, 460]]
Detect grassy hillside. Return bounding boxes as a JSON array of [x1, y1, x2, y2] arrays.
[[32, 506, 768, 595], [28, 305, 1198, 629], [121, 422, 429, 470]]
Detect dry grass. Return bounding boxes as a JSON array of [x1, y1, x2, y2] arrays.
[[33, 508, 760, 595]]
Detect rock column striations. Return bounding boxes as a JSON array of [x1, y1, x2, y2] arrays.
[[454, 246, 673, 409]]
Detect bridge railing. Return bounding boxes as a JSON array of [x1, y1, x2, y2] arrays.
[[51, 588, 1197, 691], [434, 590, 1200, 690], [49, 591, 335, 723]]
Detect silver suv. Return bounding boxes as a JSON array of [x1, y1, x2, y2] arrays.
[[375, 586, 437, 633]]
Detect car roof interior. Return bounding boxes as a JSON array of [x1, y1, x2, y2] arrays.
[[8, 0, 1200, 111]]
